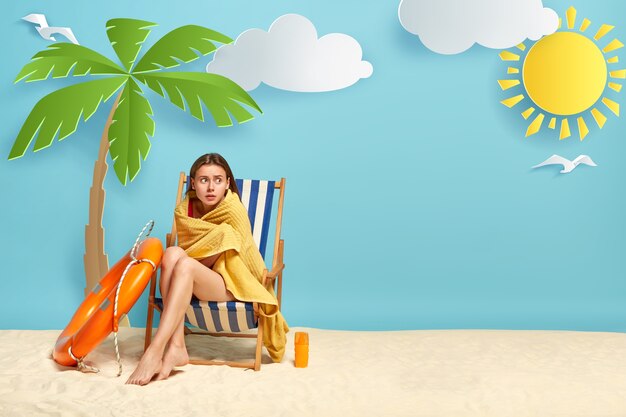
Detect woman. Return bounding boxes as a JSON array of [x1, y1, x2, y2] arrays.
[[127, 153, 287, 385]]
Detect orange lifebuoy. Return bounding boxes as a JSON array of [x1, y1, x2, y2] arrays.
[[53, 237, 163, 367]]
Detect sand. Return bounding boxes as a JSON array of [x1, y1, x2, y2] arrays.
[[0, 327, 625, 416]]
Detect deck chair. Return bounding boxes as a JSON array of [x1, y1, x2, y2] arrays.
[[144, 172, 285, 371]]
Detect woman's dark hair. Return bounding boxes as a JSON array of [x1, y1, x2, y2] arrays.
[[188, 153, 239, 196]]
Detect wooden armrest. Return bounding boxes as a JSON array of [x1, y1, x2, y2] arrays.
[[166, 233, 176, 248], [265, 263, 285, 281]]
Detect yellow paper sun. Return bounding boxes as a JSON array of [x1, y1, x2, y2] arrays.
[[498, 6, 624, 140]]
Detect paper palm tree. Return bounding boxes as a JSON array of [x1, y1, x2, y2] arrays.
[[9, 18, 261, 298]]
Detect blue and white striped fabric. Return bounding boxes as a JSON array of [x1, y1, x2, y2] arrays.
[[155, 298, 257, 333], [234, 179, 275, 259], [178, 177, 276, 332]]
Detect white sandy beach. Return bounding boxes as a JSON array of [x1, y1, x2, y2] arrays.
[[0, 327, 625, 416]]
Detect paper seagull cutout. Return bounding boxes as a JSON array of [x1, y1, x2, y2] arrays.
[[22, 13, 79, 44], [532, 154, 597, 173]]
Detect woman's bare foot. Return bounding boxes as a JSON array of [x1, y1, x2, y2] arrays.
[[155, 344, 189, 381], [126, 348, 163, 385]]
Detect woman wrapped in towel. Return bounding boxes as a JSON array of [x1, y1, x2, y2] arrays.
[[127, 153, 288, 385]]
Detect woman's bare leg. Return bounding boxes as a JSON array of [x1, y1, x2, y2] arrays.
[[126, 252, 234, 385], [157, 255, 235, 380], [158, 247, 188, 360]]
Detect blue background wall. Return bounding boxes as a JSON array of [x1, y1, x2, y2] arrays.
[[1, 0, 625, 331]]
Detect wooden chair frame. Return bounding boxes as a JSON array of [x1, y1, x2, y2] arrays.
[[144, 172, 286, 371]]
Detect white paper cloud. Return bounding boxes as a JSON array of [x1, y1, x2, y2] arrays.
[[206, 14, 373, 92], [398, 0, 558, 55]]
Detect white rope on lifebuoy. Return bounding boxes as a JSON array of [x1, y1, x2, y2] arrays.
[[70, 220, 157, 376], [68, 346, 99, 373], [111, 220, 156, 377]]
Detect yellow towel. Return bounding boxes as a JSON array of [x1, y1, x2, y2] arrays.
[[174, 189, 288, 362]]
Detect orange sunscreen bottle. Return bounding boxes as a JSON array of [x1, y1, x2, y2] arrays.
[[294, 332, 309, 368]]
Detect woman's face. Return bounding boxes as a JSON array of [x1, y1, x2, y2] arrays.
[[191, 164, 230, 211]]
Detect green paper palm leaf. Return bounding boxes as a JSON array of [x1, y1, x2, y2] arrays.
[[9, 77, 128, 159], [15, 43, 126, 83], [135, 72, 261, 126], [107, 18, 156, 72], [108, 78, 155, 185], [133, 25, 232, 73], [10, 18, 262, 186]]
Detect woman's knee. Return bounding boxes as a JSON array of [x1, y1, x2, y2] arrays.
[[162, 246, 186, 271], [172, 256, 197, 278]]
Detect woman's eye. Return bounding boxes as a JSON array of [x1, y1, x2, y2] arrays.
[[200, 178, 207, 183], [215, 178, 222, 183]]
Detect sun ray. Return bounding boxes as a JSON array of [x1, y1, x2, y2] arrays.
[[507, 67, 519, 74], [602, 97, 620, 115], [610, 69, 626, 78], [607, 56, 619, 63], [566, 7, 577, 30], [603, 39, 624, 53], [501, 94, 524, 108], [516, 43, 526, 51], [560, 119, 571, 140], [548, 117, 556, 129], [577, 117, 589, 140], [499, 51, 520, 61], [591, 108, 607, 128], [594, 24, 614, 40], [608, 82, 622, 92], [521, 107, 535, 119], [580, 18, 591, 32], [525, 113, 544, 137], [498, 79, 520, 90], [558, 18, 562, 29]]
